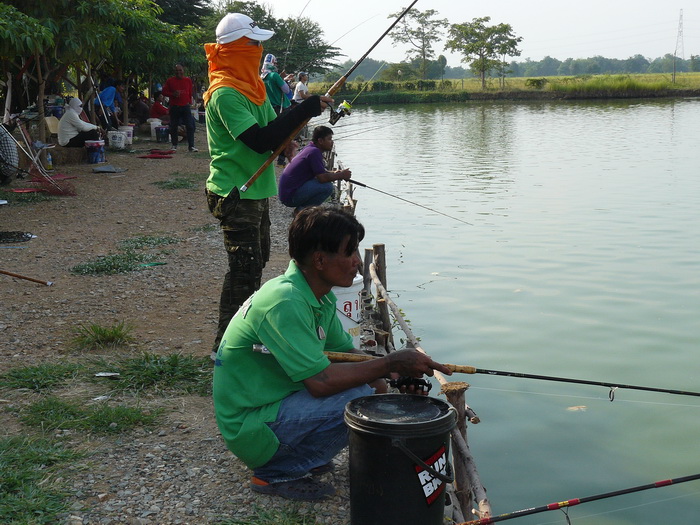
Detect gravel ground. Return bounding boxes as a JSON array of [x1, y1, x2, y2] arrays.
[[0, 125, 354, 524]]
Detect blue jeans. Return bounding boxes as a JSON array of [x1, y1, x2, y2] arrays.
[[287, 178, 334, 209], [253, 385, 373, 483]]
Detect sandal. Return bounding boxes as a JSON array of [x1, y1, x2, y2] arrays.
[[250, 476, 335, 501], [309, 461, 335, 476]]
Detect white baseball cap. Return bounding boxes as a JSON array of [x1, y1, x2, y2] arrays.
[[216, 13, 274, 44]]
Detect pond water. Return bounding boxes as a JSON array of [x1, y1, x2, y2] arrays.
[[326, 98, 700, 524]]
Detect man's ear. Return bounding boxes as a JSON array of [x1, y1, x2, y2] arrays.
[[312, 251, 324, 270]]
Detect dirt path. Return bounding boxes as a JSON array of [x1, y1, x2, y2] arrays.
[[0, 127, 348, 524]]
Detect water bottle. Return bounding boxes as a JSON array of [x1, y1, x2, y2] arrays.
[[46, 152, 53, 170]]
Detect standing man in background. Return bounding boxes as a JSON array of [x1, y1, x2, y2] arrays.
[[203, 13, 334, 361], [163, 64, 197, 152]]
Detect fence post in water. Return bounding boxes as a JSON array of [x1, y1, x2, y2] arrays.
[[372, 244, 394, 349]]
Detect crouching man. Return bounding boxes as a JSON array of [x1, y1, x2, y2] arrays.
[[213, 206, 451, 501]]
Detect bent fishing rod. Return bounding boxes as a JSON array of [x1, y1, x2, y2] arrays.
[[241, 0, 419, 192], [458, 472, 700, 524], [350, 178, 474, 226], [323, 352, 700, 400]]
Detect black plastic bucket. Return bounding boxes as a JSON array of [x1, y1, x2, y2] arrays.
[[344, 394, 456, 525]]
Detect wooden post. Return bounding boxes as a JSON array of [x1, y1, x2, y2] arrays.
[[372, 244, 394, 349], [444, 382, 474, 519]]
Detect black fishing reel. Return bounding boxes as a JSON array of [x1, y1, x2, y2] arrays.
[[329, 100, 352, 125], [388, 376, 433, 393]]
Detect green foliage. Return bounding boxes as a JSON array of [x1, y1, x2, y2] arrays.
[[548, 74, 670, 96], [117, 234, 180, 250], [70, 250, 158, 275], [220, 505, 320, 525], [109, 353, 212, 396], [0, 190, 56, 205], [0, 4, 54, 57], [445, 16, 522, 89], [0, 363, 84, 392], [70, 321, 135, 350], [525, 78, 548, 89], [0, 436, 81, 524], [19, 396, 159, 433], [388, 8, 449, 80], [151, 172, 205, 190]]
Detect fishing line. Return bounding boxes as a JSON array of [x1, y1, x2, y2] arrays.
[[348, 62, 387, 105], [469, 385, 700, 408], [349, 178, 474, 226], [282, 0, 313, 71]]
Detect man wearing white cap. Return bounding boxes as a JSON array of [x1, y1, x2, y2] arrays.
[[58, 98, 101, 147], [203, 14, 334, 365]]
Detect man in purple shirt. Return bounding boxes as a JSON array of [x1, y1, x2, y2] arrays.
[[278, 126, 352, 211]]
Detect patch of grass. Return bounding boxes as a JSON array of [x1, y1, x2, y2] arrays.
[[117, 234, 179, 250], [0, 436, 82, 524], [220, 505, 319, 525], [70, 250, 157, 275], [108, 353, 212, 396], [0, 189, 56, 205], [19, 396, 159, 433], [70, 321, 134, 350], [152, 171, 206, 190], [192, 223, 218, 233], [0, 362, 84, 392]]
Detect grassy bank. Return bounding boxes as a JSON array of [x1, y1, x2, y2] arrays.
[[311, 72, 700, 105]]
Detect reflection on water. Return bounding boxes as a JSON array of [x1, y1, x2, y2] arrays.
[[326, 98, 700, 523]]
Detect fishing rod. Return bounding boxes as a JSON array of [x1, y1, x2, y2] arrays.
[[327, 62, 388, 125], [349, 178, 474, 226], [323, 351, 700, 399], [241, 0, 419, 193], [282, 0, 313, 71], [458, 472, 700, 524]]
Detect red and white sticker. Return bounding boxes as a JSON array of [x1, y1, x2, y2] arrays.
[[414, 445, 448, 505]]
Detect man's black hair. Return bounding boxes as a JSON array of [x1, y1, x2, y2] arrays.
[[289, 206, 364, 264], [312, 125, 333, 144]]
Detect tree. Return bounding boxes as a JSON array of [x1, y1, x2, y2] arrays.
[[153, 0, 213, 27], [445, 17, 522, 89], [203, 1, 340, 76], [388, 8, 448, 80]]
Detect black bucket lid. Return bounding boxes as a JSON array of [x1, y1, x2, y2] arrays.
[[345, 394, 456, 437]]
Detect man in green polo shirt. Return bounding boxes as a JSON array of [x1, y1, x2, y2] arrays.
[[213, 207, 451, 501], [203, 12, 334, 361]]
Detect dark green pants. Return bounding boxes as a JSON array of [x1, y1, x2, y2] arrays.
[[206, 188, 271, 353]]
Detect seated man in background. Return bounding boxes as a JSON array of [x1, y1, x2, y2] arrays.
[[58, 98, 101, 147], [213, 206, 451, 501], [149, 91, 170, 123], [278, 126, 351, 212]]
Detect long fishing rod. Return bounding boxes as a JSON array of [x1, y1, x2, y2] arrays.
[[350, 178, 474, 226], [458, 472, 700, 524], [282, 0, 313, 71], [323, 351, 700, 399], [241, 0, 419, 192]]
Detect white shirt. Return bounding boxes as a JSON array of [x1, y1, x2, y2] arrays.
[[58, 108, 98, 146], [292, 81, 309, 104]]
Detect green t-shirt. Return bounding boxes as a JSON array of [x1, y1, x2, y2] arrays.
[[213, 260, 354, 468], [263, 71, 291, 110], [205, 87, 278, 199]]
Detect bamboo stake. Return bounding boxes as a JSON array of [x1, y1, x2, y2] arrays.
[[0, 269, 53, 286]]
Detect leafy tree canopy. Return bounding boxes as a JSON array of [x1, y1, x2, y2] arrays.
[[388, 8, 448, 80]]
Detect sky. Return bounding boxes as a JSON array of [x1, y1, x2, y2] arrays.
[[257, 0, 699, 67]]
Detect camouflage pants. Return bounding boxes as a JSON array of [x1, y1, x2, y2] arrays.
[[206, 188, 271, 353]]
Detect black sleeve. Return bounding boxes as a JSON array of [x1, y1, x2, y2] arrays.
[[237, 95, 324, 154]]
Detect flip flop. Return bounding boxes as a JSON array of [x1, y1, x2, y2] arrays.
[[249, 476, 335, 501]]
